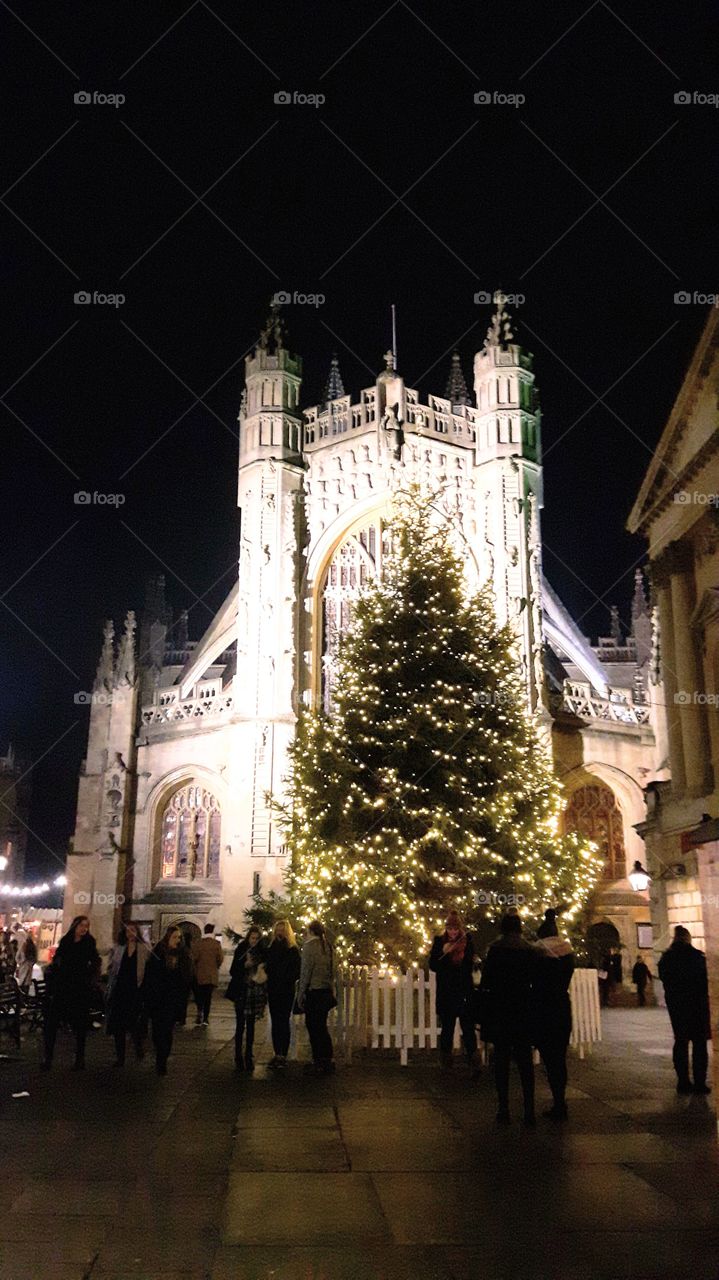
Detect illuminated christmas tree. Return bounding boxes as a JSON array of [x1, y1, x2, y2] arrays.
[[280, 492, 601, 965]]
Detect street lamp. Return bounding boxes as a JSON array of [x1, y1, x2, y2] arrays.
[[629, 860, 651, 892]]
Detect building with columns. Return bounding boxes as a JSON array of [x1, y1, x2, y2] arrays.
[[628, 307, 719, 975], [64, 298, 662, 960]]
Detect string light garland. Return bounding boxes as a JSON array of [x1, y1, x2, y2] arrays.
[[274, 491, 602, 965]]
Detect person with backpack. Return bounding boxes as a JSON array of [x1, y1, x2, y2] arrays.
[[479, 913, 540, 1126]]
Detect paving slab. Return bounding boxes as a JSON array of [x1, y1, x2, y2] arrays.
[[545, 1130, 687, 1163], [222, 1172, 391, 1245], [231, 1124, 349, 1171]]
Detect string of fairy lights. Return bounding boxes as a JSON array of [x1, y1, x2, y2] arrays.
[[278, 493, 602, 965]]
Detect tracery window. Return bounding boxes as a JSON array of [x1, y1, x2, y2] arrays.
[[564, 783, 626, 881], [160, 784, 221, 880], [321, 518, 389, 712]]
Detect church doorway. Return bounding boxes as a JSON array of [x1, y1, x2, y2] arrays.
[[586, 919, 620, 968]]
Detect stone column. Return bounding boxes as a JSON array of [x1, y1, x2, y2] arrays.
[[652, 555, 685, 791], [668, 541, 710, 795]]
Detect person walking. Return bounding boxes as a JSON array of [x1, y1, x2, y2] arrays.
[[296, 921, 336, 1075], [15, 930, 37, 992], [226, 926, 268, 1072], [266, 919, 301, 1069], [106, 922, 148, 1066], [429, 910, 481, 1076], [142, 926, 193, 1075], [41, 915, 100, 1070], [479, 913, 540, 1126], [533, 909, 574, 1121], [192, 924, 224, 1026], [658, 926, 711, 1095], [632, 953, 652, 1007]]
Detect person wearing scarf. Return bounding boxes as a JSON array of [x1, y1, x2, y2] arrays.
[[429, 910, 481, 1076], [532, 909, 575, 1120]]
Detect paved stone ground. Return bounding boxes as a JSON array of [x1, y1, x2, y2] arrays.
[[0, 1000, 717, 1280]]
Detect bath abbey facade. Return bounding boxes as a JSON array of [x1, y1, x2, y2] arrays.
[[65, 298, 662, 957]]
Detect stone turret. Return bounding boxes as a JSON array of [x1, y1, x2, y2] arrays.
[[65, 611, 139, 951], [238, 303, 303, 468]]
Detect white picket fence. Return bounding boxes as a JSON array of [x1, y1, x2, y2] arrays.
[[321, 965, 601, 1066]]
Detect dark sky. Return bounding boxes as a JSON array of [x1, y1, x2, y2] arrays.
[[1, 1, 717, 874]]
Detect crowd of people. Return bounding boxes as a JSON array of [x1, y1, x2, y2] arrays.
[[36, 914, 337, 1078], [431, 908, 574, 1124], [0, 922, 38, 991], [12, 907, 712, 1111]]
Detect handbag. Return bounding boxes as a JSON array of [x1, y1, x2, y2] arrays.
[[251, 963, 268, 985]]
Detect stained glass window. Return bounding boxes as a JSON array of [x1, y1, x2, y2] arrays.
[[160, 785, 222, 880], [564, 783, 626, 882]]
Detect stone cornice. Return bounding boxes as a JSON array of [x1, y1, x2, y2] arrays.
[[627, 310, 719, 535]]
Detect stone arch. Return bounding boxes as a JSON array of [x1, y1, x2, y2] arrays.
[[586, 919, 621, 966], [561, 762, 646, 882], [303, 492, 482, 707], [144, 766, 228, 890]]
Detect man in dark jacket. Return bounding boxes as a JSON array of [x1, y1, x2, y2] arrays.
[[533, 910, 574, 1120], [479, 913, 540, 1125], [429, 911, 480, 1076], [658, 926, 711, 1095], [631, 954, 652, 1007]]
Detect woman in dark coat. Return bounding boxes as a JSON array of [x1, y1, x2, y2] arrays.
[[266, 919, 301, 1069], [142, 926, 193, 1075], [226, 926, 268, 1072], [41, 915, 101, 1070], [532, 910, 575, 1120], [428, 910, 480, 1075], [105, 921, 148, 1066]]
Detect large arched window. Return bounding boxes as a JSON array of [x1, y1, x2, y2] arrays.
[[160, 784, 221, 880], [564, 782, 626, 881], [320, 517, 389, 711]]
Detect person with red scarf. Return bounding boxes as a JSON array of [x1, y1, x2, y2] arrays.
[[429, 910, 481, 1075]]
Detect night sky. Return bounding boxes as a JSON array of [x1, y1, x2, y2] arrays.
[[2, 1, 717, 874]]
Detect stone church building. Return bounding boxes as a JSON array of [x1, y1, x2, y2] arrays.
[[64, 298, 661, 958]]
